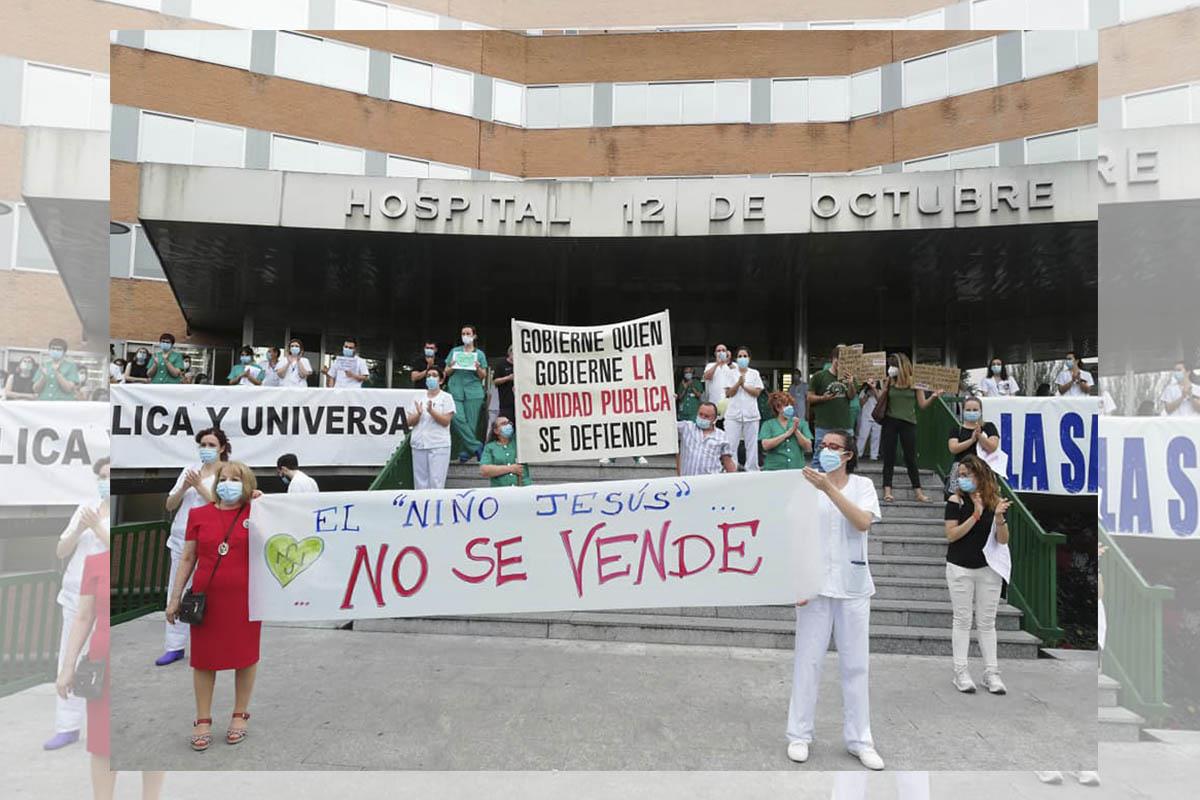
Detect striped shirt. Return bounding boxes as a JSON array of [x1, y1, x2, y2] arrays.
[[677, 421, 733, 476]]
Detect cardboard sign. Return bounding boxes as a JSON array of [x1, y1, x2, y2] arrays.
[[453, 350, 479, 369], [248, 470, 823, 620], [912, 364, 961, 394], [860, 352, 887, 382]]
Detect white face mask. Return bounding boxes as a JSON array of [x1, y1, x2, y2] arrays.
[[887, 366, 900, 378], [462, 334, 474, 345]]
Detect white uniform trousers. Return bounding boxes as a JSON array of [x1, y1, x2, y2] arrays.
[[164, 548, 191, 652], [724, 417, 760, 471], [786, 594, 874, 751], [54, 604, 89, 733], [412, 447, 451, 490]]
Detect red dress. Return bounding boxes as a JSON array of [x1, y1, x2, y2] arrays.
[[79, 552, 111, 758], [184, 503, 261, 670]]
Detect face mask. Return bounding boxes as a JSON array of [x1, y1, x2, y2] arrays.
[[240, 355, 251, 364], [290, 346, 301, 356], [343, 347, 354, 357], [887, 366, 899, 378], [462, 335, 474, 345], [425, 376, 439, 390], [963, 410, 982, 423], [736, 357, 750, 369], [782, 405, 795, 419], [97, 479, 110, 500], [159, 341, 172, 351], [716, 352, 728, 362], [18, 362, 33, 375], [1065, 359, 1075, 369], [49, 349, 64, 361], [280, 473, 290, 486], [683, 372, 693, 381], [1174, 370, 1187, 383], [424, 348, 435, 358], [499, 424, 514, 438], [991, 364, 1002, 374], [136, 353, 147, 363], [818, 448, 844, 473], [198, 447, 219, 464], [956, 476, 977, 494], [216, 480, 243, 503], [695, 417, 712, 430]]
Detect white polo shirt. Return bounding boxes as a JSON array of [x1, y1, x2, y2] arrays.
[[410, 390, 457, 450], [1161, 382, 1200, 417], [980, 376, 1020, 397], [814, 473, 882, 599], [724, 367, 764, 422], [704, 361, 740, 408], [1056, 368, 1094, 396]]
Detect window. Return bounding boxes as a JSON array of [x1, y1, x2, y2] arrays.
[[386, 155, 429, 178], [714, 81, 750, 123], [138, 111, 245, 167], [144, 29, 253, 70], [431, 66, 473, 115], [21, 63, 109, 130], [972, 0, 1088, 28], [427, 163, 472, 180], [906, 9, 946, 29], [526, 85, 594, 128], [190, 0, 308, 29], [275, 32, 368, 94], [902, 39, 996, 107], [1123, 85, 1195, 128], [904, 153, 950, 172], [902, 53, 948, 106], [903, 144, 998, 172], [493, 80, 524, 125], [614, 81, 748, 126], [948, 39, 995, 96], [107, 0, 163, 9], [850, 70, 881, 117], [852, 166, 883, 175], [334, 0, 388, 28], [771, 79, 809, 123], [270, 135, 364, 175], [0, 201, 16, 270], [809, 20, 900, 29], [971, 0, 1026, 28], [131, 225, 166, 280], [771, 76, 860, 122], [390, 56, 432, 107], [646, 83, 683, 125], [1025, 128, 1094, 164], [680, 82, 714, 124], [388, 6, 439, 29], [809, 77, 849, 121], [1023, 31, 1097, 79], [613, 83, 649, 125], [1119, 0, 1195, 23], [14, 204, 56, 273]]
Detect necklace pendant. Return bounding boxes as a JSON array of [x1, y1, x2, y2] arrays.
[[217, 542, 230, 556]]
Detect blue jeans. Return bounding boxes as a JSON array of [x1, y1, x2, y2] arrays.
[[813, 427, 851, 471]]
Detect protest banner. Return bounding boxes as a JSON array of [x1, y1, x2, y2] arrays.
[[860, 352, 887, 382], [911, 364, 961, 394], [452, 350, 479, 370], [0, 402, 109, 505], [981, 396, 1100, 495], [331, 355, 358, 375], [248, 470, 822, 620], [836, 344, 864, 383], [512, 311, 678, 463], [111, 384, 424, 468], [1100, 416, 1200, 539]]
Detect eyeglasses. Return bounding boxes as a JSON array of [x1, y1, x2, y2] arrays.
[[821, 441, 849, 452]]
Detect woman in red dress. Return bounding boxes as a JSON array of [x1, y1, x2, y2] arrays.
[[166, 460, 262, 751], [57, 552, 166, 799]]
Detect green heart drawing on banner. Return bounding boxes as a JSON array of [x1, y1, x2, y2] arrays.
[[264, 534, 325, 589]]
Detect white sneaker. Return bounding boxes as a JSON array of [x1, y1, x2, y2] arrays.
[[634, 456, 648, 464], [598, 458, 611, 465], [1036, 771, 1064, 784], [851, 747, 885, 771], [1076, 771, 1101, 786], [786, 741, 809, 763], [953, 670, 977, 693], [982, 671, 1007, 695]]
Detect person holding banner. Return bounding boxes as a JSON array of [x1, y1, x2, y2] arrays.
[[146, 333, 185, 384], [34, 338, 83, 400], [703, 344, 738, 419], [409, 368, 457, 490], [1160, 361, 1200, 416], [677, 402, 736, 476], [760, 391, 813, 471], [3, 355, 39, 400], [676, 366, 704, 422], [323, 337, 370, 388], [787, 431, 885, 771], [943, 454, 1012, 695], [879, 353, 939, 504], [980, 358, 1020, 397], [1055, 352, 1094, 397], [277, 338, 313, 387], [157, 428, 229, 666], [227, 346, 264, 387], [444, 325, 487, 463], [165, 461, 262, 751], [44, 458, 111, 751], [480, 416, 532, 487], [946, 396, 1001, 494], [723, 347, 765, 471], [808, 347, 852, 468]]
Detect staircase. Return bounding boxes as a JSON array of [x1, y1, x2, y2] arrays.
[[360, 455, 1043, 658], [1098, 672, 1146, 741]]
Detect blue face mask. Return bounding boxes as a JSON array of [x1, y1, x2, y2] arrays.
[[1065, 359, 1075, 369], [818, 448, 844, 473], [290, 346, 301, 356], [240, 355, 251, 364], [198, 447, 219, 464], [957, 476, 977, 494], [280, 473, 291, 486], [499, 424, 514, 438], [1175, 370, 1187, 382], [216, 480, 243, 503], [991, 364, 1002, 374], [782, 405, 796, 418], [97, 479, 110, 500], [424, 348, 435, 358], [963, 410, 981, 423], [695, 417, 712, 430], [49, 349, 65, 361], [343, 347, 354, 357], [736, 357, 749, 369], [160, 341, 172, 352], [425, 376, 439, 390]]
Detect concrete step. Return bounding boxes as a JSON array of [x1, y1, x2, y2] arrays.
[[1098, 705, 1145, 742], [873, 577, 954, 602], [872, 518, 948, 537], [355, 611, 1041, 658], [869, 535, 948, 558], [1098, 673, 1121, 708], [867, 555, 949, 579], [622, 600, 1021, 631], [880, 500, 947, 520]]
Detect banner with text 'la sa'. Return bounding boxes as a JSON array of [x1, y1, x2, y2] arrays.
[[0, 402, 108, 506], [248, 471, 821, 621], [512, 311, 677, 464], [1100, 416, 1200, 539], [111, 384, 424, 469], [981, 396, 1101, 495]]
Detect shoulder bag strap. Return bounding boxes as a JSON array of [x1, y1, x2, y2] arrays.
[[197, 505, 247, 593]]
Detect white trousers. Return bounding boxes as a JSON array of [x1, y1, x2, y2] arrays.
[[54, 604, 88, 733], [413, 447, 451, 490], [945, 562, 1004, 674], [164, 548, 191, 652], [724, 417, 760, 471], [856, 400, 882, 459], [786, 594, 873, 751], [834, 772, 930, 800]]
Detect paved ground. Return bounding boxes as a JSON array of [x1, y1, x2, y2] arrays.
[[88, 614, 1100, 771]]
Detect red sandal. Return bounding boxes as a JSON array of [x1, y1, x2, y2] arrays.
[[190, 718, 213, 751], [226, 712, 250, 745]]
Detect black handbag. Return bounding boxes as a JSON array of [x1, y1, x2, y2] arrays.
[[72, 657, 106, 699], [178, 507, 245, 626]]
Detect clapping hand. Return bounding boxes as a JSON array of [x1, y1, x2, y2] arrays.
[[78, 506, 100, 532], [801, 466, 831, 494], [183, 469, 201, 489], [996, 498, 1012, 518]]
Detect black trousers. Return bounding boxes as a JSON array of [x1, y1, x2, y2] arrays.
[[880, 416, 921, 489]]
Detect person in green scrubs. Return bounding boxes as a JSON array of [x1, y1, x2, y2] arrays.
[[147, 332, 185, 384], [445, 324, 487, 463], [676, 367, 704, 421], [479, 416, 532, 487], [759, 391, 813, 471], [33, 338, 82, 401], [879, 352, 942, 503]]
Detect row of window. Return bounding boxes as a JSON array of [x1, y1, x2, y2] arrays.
[[900, 126, 1097, 172], [108, 0, 457, 30], [0, 202, 56, 274], [18, 62, 110, 130], [1124, 83, 1200, 129]]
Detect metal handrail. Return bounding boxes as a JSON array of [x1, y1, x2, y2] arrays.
[[0, 570, 61, 697], [110, 520, 172, 624]]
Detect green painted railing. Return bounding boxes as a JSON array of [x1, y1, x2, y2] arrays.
[[1099, 525, 1173, 724], [110, 520, 172, 624], [0, 571, 61, 697], [915, 395, 1066, 645], [369, 435, 415, 491]]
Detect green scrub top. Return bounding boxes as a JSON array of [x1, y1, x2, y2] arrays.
[[759, 416, 812, 470], [150, 350, 185, 384], [676, 378, 704, 421], [809, 368, 852, 430], [481, 438, 532, 487], [445, 346, 487, 400], [886, 386, 918, 424], [37, 359, 81, 400]]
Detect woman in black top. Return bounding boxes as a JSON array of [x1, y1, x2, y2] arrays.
[[946, 395, 1000, 494], [124, 348, 152, 383], [4, 356, 39, 399], [944, 454, 1012, 696]]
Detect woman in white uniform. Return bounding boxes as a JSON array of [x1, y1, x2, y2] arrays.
[[980, 358, 1020, 397], [156, 427, 227, 666], [44, 458, 111, 751], [787, 430, 885, 771]]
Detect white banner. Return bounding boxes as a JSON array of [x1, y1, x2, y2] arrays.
[[248, 471, 820, 621], [1100, 417, 1200, 539], [512, 311, 677, 464], [0, 402, 109, 506], [981, 396, 1101, 495], [111, 384, 424, 469]]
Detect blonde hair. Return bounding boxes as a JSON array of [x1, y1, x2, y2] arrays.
[[891, 352, 915, 389], [210, 460, 257, 504]]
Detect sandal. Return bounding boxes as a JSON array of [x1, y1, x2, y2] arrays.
[[915, 490, 931, 503], [882, 491, 895, 503], [226, 712, 250, 745], [190, 718, 213, 751]]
